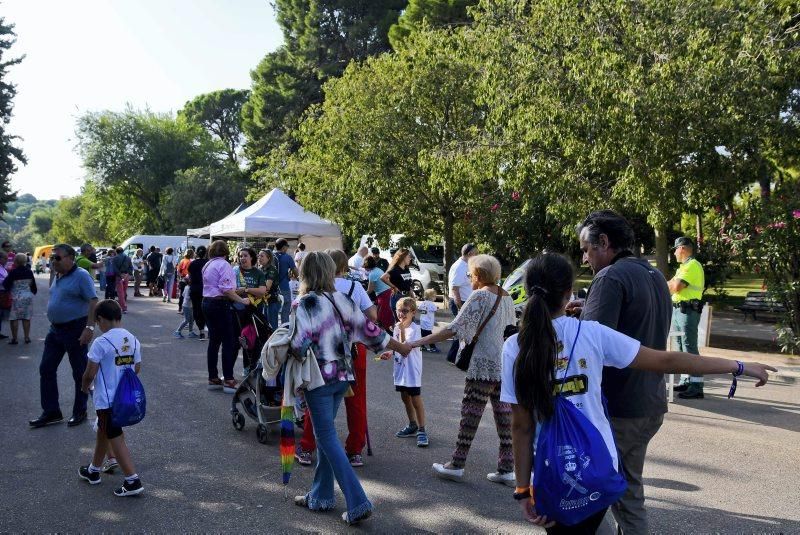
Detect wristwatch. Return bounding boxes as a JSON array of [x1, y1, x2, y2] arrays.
[[85, 325, 95, 331]]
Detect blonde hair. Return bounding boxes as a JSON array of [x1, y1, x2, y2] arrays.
[[324, 249, 349, 276], [423, 288, 436, 301], [208, 239, 229, 259], [468, 254, 502, 285], [299, 251, 336, 295], [396, 296, 417, 312]]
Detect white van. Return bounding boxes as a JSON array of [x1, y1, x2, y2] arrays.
[[359, 234, 445, 297], [119, 235, 207, 257]]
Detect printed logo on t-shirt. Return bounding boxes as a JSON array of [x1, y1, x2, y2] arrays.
[[401, 273, 412, 281], [552, 374, 589, 397], [115, 355, 135, 366]]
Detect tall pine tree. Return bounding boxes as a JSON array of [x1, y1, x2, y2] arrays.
[[0, 16, 25, 216]]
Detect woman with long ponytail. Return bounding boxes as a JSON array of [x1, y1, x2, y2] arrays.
[[499, 254, 776, 532]]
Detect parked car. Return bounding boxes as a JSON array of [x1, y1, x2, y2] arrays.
[[359, 234, 446, 298]]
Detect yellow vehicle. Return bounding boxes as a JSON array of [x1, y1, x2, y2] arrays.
[[502, 259, 531, 318]]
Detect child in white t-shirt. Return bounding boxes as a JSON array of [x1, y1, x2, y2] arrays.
[[79, 299, 144, 497], [380, 297, 428, 447], [418, 289, 440, 353], [500, 254, 776, 530]]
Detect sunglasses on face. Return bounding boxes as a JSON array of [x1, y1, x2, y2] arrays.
[[396, 308, 412, 314], [51, 255, 63, 261]]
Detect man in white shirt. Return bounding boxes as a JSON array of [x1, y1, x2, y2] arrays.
[[446, 243, 477, 363], [348, 246, 369, 280]]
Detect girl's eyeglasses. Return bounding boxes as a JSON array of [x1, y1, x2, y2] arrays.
[[396, 308, 412, 314]]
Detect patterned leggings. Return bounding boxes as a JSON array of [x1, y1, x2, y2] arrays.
[[451, 379, 514, 472]]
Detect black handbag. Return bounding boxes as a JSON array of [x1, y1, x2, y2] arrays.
[[455, 291, 503, 372]]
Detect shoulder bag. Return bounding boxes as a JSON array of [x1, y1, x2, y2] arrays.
[[455, 290, 503, 372]]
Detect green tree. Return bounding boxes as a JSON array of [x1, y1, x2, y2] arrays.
[[179, 89, 249, 165], [161, 166, 248, 232], [389, 0, 478, 49], [285, 29, 487, 268], [75, 107, 212, 230], [472, 0, 800, 271], [243, 1, 405, 180], [0, 16, 25, 215]]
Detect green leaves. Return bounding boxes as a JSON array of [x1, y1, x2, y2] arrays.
[[0, 16, 25, 215]]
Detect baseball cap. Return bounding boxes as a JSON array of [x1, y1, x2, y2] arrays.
[[672, 237, 694, 249], [370, 247, 380, 255]]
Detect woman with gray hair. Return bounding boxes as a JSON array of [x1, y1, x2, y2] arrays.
[[291, 251, 411, 525], [412, 254, 517, 485]]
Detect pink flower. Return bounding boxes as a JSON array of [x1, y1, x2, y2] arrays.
[[768, 221, 787, 229], [792, 209, 800, 219], [491, 203, 499, 212], [511, 191, 520, 201], [755, 226, 763, 234]]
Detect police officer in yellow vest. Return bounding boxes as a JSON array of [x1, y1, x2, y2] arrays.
[[668, 237, 706, 399]]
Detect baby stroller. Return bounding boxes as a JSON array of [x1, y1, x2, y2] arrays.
[[230, 303, 278, 443], [231, 360, 284, 444]]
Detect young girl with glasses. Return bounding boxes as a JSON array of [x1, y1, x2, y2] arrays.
[[380, 296, 428, 447]]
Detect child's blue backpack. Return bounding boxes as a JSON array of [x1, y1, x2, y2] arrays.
[[533, 321, 627, 526], [100, 337, 146, 427]]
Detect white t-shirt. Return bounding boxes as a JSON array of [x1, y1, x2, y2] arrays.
[[418, 300, 437, 330], [392, 322, 423, 388], [448, 257, 472, 302], [294, 251, 307, 265], [131, 255, 144, 272], [334, 277, 374, 312], [349, 254, 365, 280], [289, 279, 300, 301], [500, 317, 640, 470], [88, 328, 142, 410]]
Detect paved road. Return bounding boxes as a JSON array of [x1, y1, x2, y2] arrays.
[[1, 275, 798, 532]]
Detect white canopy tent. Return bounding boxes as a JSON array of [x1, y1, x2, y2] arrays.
[[186, 202, 249, 238], [191, 188, 343, 251]]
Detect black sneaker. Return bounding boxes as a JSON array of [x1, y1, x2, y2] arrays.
[[114, 478, 144, 497], [78, 466, 101, 485]]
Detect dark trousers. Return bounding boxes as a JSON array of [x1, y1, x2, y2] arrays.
[[40, 319, 89, 416], [190, 290, 206, 331], [177, 280, 187, 311], [447, 298, 460, 363], [545, 508, 608, 535], [203, 298, 237, 381]]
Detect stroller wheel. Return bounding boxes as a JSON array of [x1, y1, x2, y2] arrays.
[[257, 424, 269, 444], [232, 412, 245, 431]]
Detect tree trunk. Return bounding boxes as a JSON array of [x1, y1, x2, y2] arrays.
[[758, 158, 771, 201], [654, 224, 670, 276]]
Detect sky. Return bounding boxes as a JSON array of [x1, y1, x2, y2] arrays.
[[3, 0, 282, 200]]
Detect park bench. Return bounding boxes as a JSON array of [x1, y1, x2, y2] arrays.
[[734, 291, 786, 321]]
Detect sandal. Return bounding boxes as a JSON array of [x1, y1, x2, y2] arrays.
[[24, 338, 31, 344], [9, 339, 18, 345]]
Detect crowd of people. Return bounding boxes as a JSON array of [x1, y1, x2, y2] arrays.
[[8, 212, 779, 532]]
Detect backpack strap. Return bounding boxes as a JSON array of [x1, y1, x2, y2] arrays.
[[347, 280, 356, 299], [557, 320, 583, 396]]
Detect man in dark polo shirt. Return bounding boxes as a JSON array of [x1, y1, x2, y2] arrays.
[[29, 244, 99, 428], [569, 211, 671, 535]]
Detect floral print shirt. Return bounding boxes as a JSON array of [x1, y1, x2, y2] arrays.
[[291, 291, 390, 384]]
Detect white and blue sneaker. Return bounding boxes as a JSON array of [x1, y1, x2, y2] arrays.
[[396, 424, 419, 438]]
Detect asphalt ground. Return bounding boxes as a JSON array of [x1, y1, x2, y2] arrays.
[[1, 275, 798, 533]]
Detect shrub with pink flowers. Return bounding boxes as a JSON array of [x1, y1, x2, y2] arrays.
[[722, 182, 800, 354]]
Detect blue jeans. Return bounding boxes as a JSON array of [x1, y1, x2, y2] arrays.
[[40, 319, 89, 416], [280, 288, 292, 324], [304, 380, 372, 518], [264, 300, 280, 330], [202, 298, 237, 380]]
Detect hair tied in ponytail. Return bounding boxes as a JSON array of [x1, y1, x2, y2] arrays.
[[531, 285, 548, 297]]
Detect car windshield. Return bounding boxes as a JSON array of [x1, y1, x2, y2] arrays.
[[502, 259, 531, 291], [414, 245, 443, 264]]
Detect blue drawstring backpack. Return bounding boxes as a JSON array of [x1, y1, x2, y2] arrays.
[[533, 321, 627, 526], [100, 337, 146, 427]]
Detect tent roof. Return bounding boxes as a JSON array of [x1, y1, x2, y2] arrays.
[[206, 188, 340, 239], [186, 202, 249, 238]]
